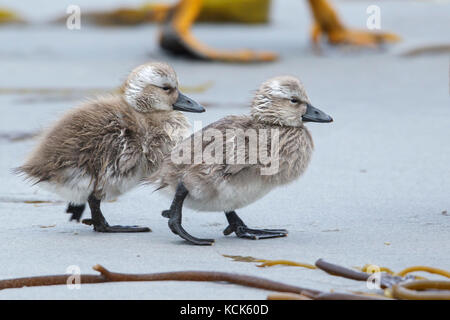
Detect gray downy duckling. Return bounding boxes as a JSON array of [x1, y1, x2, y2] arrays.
[[151, 75, 332, 245], [16, 62, 204, 233]]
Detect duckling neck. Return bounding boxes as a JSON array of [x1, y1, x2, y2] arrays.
[[261, 123, 314, 185], [144, 110, 191, 143]]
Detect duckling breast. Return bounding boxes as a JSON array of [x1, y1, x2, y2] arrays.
[[183, 170, 275, 212], [263, 126, 314, 186], [161, 112, 191, 143]]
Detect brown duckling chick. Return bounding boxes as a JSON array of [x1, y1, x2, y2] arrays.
[[151, 75, 332, 245], [16, 62, 204, 233]]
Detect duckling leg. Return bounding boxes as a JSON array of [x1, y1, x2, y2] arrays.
[[82, 194, 151, 233], [223, 211, 288, 240], [66, 203, 85, 222], [162, 182, 215, 245]]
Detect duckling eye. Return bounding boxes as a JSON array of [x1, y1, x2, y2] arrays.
[[162, 86, 171, 91], [290, 98, 299, 104]]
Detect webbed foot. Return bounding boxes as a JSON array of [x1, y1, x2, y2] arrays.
[[66, 203, 86, 222], [167, 214, 215, 245], [224, 211, 288, 240], [82, 218, 151, 233], [85, 194, 150, 233], [162, 182, 215, 245]]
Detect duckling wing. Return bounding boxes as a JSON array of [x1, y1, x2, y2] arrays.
[[157, 115, 268, 183], [18, 98, 145, 186]]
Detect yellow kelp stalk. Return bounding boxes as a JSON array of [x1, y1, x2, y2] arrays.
[[196, 0, 270, 24], [307, 0, 399, 47], [223, 255, 317, 269], [64, 0, 270, 26], [362, 264, 450, 279], [0, 8, 25, 24]]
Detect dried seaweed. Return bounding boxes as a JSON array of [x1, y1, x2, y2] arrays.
[[0, 261, 448, 299]]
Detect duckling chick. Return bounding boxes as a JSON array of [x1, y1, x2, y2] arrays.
[[16, 62, 204, 233], [152, 75, 332, 245]]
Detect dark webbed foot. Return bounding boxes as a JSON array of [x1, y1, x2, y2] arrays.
[[223, 211, 288, 240], [66, 203, 86, 222], [167, 217, 214, 245], [225, 226, 288, 240], [162, 182, 215, 246], [81, 219, 150, 232], [85, 194, 151, 233]]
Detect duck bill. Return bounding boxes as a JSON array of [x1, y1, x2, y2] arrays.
[[302, 103, 333, 123], [173, 91, 205, 113]]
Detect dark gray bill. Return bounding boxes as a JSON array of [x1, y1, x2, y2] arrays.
[[302, 103, 333, 123], [173, 91, 205, 113]]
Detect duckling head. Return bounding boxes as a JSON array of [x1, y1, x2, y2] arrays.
[[251, 75, 332, 127], [123, 62, 204, 113]]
